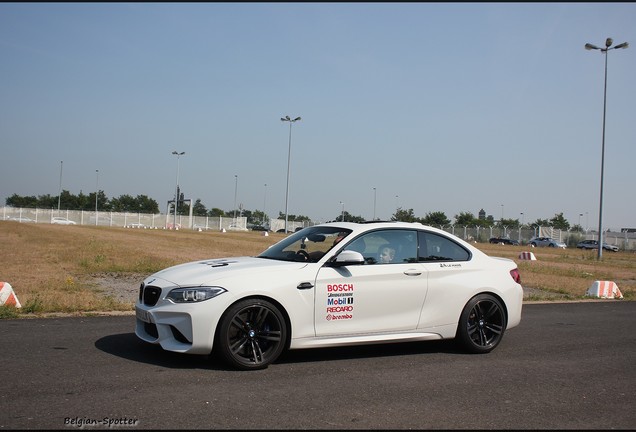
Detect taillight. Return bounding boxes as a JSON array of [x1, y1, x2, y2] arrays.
[[510, 268, 521, 284]]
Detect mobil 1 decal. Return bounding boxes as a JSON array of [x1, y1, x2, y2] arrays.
[[326, 283, 354, 321]]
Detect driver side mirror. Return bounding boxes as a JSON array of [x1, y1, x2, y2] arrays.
[[327, 250, 365, 267]]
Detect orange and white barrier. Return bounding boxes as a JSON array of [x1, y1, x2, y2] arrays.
[[586, 281, 623, 299], [518, 251, 537, 261], [0, 282, 22, 308]]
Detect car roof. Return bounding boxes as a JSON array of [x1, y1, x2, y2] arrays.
[[318, 220, 436, 234], [314, 221, 481, 251]]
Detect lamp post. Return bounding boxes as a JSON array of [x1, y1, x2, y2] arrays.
[[585, 37, 629, 259], [373, 187, 377, 221], [281, 115, 301, 233], [171, 151, 185, 229], [263, 183, 267, 225], [340, 201, 345, 222], [233, 175, 238, 223], [57, 160, 63, 212], [95, 169, 99, 224]]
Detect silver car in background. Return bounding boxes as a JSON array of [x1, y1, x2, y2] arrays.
[[576, 239, 619, 252], [529, 237, 566, 248]]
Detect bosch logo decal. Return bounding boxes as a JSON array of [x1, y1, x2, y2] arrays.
[[327, 283, 354, 292]]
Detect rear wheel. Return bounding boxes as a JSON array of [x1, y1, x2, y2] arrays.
[[215, 298, 287, 370], [456, 294, 506, 354]]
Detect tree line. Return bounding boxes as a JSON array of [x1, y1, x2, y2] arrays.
[[5, 192, 582, 231], [340, 208, 581, 232]]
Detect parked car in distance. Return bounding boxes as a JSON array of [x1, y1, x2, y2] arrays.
[[135, 221, 523, 370], [529, 237, 566, 248], [576, 239, 619, 252], [8, 216, 36, 223], [127, 223, 148, 229], [51, 217, 76, 225], [489, 237, 519, 246]]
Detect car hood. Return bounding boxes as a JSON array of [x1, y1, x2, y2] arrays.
[[146, 256, 307, 287]]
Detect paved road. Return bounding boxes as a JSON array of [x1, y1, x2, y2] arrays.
[[1, 302, 635, 430]]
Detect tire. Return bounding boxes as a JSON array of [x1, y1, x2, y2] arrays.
[[456, 294, 507, 354], [215, 298, 287, 370]]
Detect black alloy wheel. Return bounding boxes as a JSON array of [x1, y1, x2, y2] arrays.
[[456, 294, 507, 354], [216, 299, 287, 370]]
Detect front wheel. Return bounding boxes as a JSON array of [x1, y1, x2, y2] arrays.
[[215, 298, 287, 370], [456, 294, 507, 354]]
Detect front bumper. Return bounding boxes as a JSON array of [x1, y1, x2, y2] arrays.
[[135, 281, 232, 355], [135, 303, 223, 354]]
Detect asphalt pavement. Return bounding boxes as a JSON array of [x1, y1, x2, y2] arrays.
[[1, 301, 635, 429]]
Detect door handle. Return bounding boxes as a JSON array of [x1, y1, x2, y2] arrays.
[[404, 270, 422, 276]]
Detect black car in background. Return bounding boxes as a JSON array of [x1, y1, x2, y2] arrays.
[[489, 237, 519, 246]]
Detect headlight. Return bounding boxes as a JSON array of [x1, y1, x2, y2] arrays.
[[166, 286, 226, 303]]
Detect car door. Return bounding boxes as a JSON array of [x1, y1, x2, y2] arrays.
[[415, 231, 474, 329], [313, 229, 428, 336]]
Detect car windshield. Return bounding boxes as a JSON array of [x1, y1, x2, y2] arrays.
[[258, 226, 352, 263]]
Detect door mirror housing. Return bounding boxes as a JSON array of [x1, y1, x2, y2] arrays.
[[327, 250, 365, 267]]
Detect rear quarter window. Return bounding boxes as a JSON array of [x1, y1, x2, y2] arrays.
[[418, 231, 470, 262]]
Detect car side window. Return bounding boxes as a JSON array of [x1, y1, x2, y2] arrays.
[[344, 229, 417, 264], [418, 231, 470, 262]]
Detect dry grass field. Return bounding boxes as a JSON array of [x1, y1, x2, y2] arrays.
[[1, 221, 634, 318]]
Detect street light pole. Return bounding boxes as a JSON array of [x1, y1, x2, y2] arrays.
[[281, 115, 301, 233], [373, 187, 377, 221], [340, 201, 345, 222], [95, 169, 99, 224], [171, 151, 185, 229], [233, 175, 238, 223], [585, 37, 629, 259], [263, 183, 267, 225], [57, 160, 63, 212]]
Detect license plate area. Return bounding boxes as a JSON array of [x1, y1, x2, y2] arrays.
[[136, 307, 153, 323]]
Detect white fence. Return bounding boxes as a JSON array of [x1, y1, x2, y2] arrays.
[[1, 207, 248, 231], [447, 225, 636, 251]]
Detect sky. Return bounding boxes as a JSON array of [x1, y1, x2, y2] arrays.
[[1, 3, 635, 231]]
